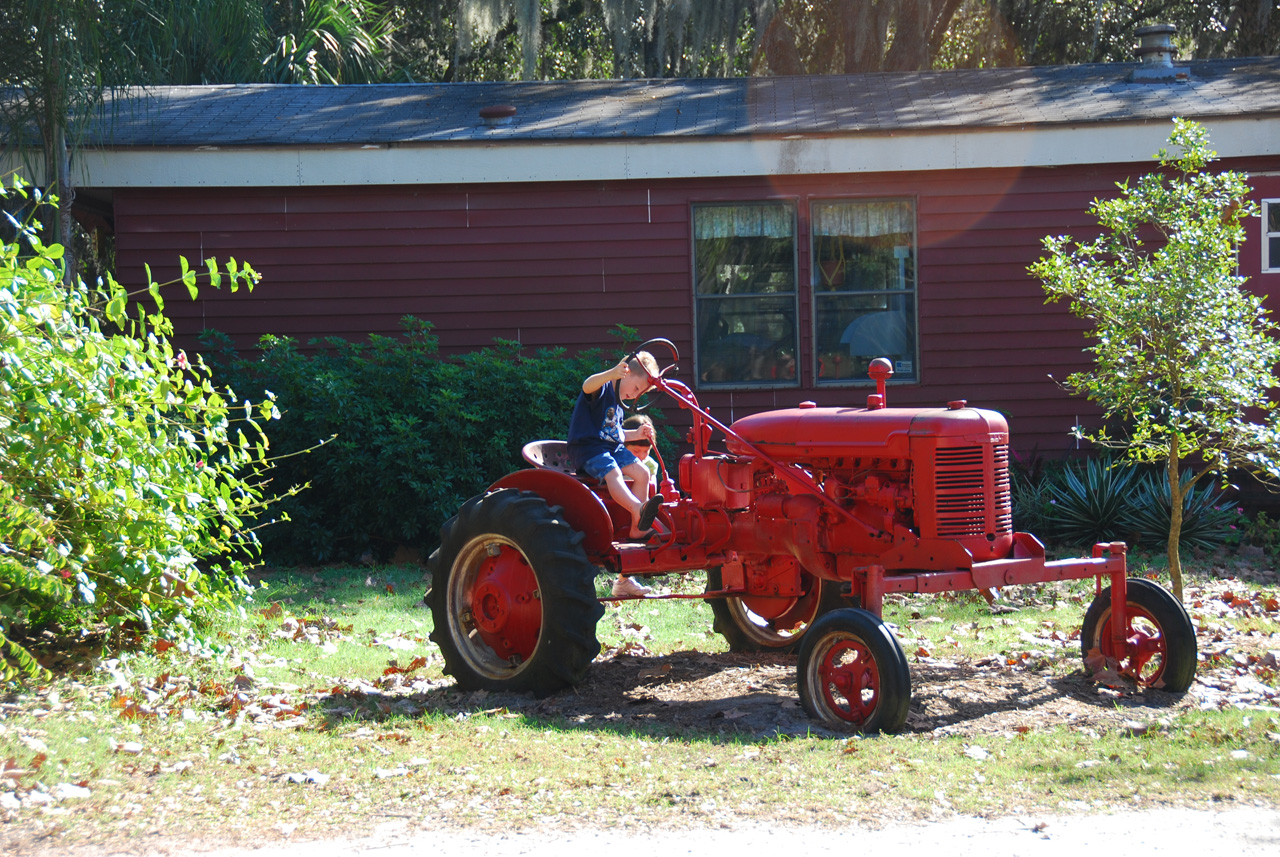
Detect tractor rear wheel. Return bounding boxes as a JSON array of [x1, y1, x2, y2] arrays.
[[705, 566, 851, 653], [427, 489, 604, 694], [1080, 578, 1196, 692], [797, 608, 911, 734]]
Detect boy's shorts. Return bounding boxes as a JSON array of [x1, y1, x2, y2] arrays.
[[580, 446, 640, 480]]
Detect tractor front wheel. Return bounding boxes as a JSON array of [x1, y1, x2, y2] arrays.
[[427, 489, 604, 694], [797, 608, 911, 733], [1080, 578, 1196, 692]]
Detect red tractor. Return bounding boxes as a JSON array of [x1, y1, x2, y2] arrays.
[[427, 340, 1197, 732]]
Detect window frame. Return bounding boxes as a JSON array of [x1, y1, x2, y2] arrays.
[[809, 196, 919, 386], [1263, 199, 1280, 273], [690, 199, 801, 391]]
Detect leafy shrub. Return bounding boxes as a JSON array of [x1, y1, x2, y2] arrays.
[[1242, 511, 1280, 556], [1009, 450, 1071, 542], [1, 179, 274, 680], [1011, 465, 1055, 541], [202, 322, 647, 565]]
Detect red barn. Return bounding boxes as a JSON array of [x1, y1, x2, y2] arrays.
[[64, 52, 1280, 457]]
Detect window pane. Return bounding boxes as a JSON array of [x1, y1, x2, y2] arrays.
[[696, 295, 797, 385], [693, 203, 798, 387], [813, 201, 914, 293], [815, 294, 915, 382], [1271, 235, 1280, 270], [1269, 202, 1280, 233], [694, 205, 796, 296], [812, 199, 916, 383]]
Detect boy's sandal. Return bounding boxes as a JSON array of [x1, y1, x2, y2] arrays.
[[637, 495, 663, 531]]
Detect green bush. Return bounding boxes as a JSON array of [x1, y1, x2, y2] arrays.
[[202, 322, 646, 565], [1242, 511, 1280, 556], [1009, 452, 1064, 542], [1, 179, 274, 680]]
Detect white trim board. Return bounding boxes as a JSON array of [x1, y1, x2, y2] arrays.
[[44, 115, 1280, 189]]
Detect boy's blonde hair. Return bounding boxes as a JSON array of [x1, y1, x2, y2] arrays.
[[628, 350, 659, 380]]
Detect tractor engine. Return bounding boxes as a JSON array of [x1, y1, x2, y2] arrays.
[[681, 398, 1015, 571]]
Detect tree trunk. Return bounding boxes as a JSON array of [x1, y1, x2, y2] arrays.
[[883, 0, 931, 71], [515, 0, 540, 80], [1166, 448, 1184, 602], [55, 119, 76, 286], [759, 15, 805, 75], [841, 0, 890, 74], [927, 0, 966, 60]]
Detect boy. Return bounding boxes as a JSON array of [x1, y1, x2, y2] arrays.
[[567, 352, 662, 548]]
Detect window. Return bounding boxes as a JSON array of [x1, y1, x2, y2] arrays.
[[692, 203, 798, 387], [811, 199, 917, 383], [1264, 200, 1280, 272]]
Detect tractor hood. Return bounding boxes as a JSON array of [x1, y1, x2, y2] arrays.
[[725, 404, 1009, 461]]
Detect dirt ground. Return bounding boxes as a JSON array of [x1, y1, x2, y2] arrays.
[[523, 649, 1171, 739], [469, 641, 1261, 742], [456, 574, 1279, 741]]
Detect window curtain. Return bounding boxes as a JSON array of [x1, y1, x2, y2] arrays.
[[695, 204, 793, 239], [813, 201, 913, 237]]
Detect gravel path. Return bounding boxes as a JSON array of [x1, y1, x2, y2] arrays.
[[79, 807, 1280, 857]]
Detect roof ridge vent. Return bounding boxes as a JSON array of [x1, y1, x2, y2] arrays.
[[1129, 24, 1190, 83]]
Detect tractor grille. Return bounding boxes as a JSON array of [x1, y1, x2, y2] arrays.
[[994, 444, 1013, 532], [934, 444, 1013, 538]]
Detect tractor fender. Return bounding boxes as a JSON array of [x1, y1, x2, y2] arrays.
[[488, 469, 616, 557]]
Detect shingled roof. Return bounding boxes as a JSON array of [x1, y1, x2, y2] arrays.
[[87, 57, 1280, 149]]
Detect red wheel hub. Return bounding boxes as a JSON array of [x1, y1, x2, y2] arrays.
[[740, 573, 822, 629], [1100, 605, 1166, 686], [469, 546, 540, 664], [818, 639, 880, 726]]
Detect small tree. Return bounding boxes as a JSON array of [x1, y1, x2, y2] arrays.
[[1032, 118, 1280, 600]]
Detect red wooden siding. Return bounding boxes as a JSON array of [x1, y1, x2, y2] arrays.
[[112, 155, 1280, 458]]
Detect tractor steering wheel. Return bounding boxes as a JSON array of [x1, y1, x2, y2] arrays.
[[624, 338, 679, 413]]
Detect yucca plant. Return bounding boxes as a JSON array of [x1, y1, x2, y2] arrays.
[[1122, 470, 1238, 553], [1044, 457, 1141, 547]]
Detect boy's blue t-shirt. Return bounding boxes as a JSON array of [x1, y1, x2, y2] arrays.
[[567, 381, 624, 465]]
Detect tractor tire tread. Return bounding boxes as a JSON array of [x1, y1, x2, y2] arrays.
[[1080, 578, 1196, 693], [427, 488, 604, 695]]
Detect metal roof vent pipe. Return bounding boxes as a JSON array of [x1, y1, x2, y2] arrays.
[[479, 104, 517, 126], [1128, 24, 1190, 83]]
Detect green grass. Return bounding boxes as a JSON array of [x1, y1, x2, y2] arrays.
[[883, 579, 1095, 670], [594, 571, 728, 655], [1, 561, 1278, 848]]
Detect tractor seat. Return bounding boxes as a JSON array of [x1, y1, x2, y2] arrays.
[[521, 439, 581, 477], [521, 439, 642, 493]]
